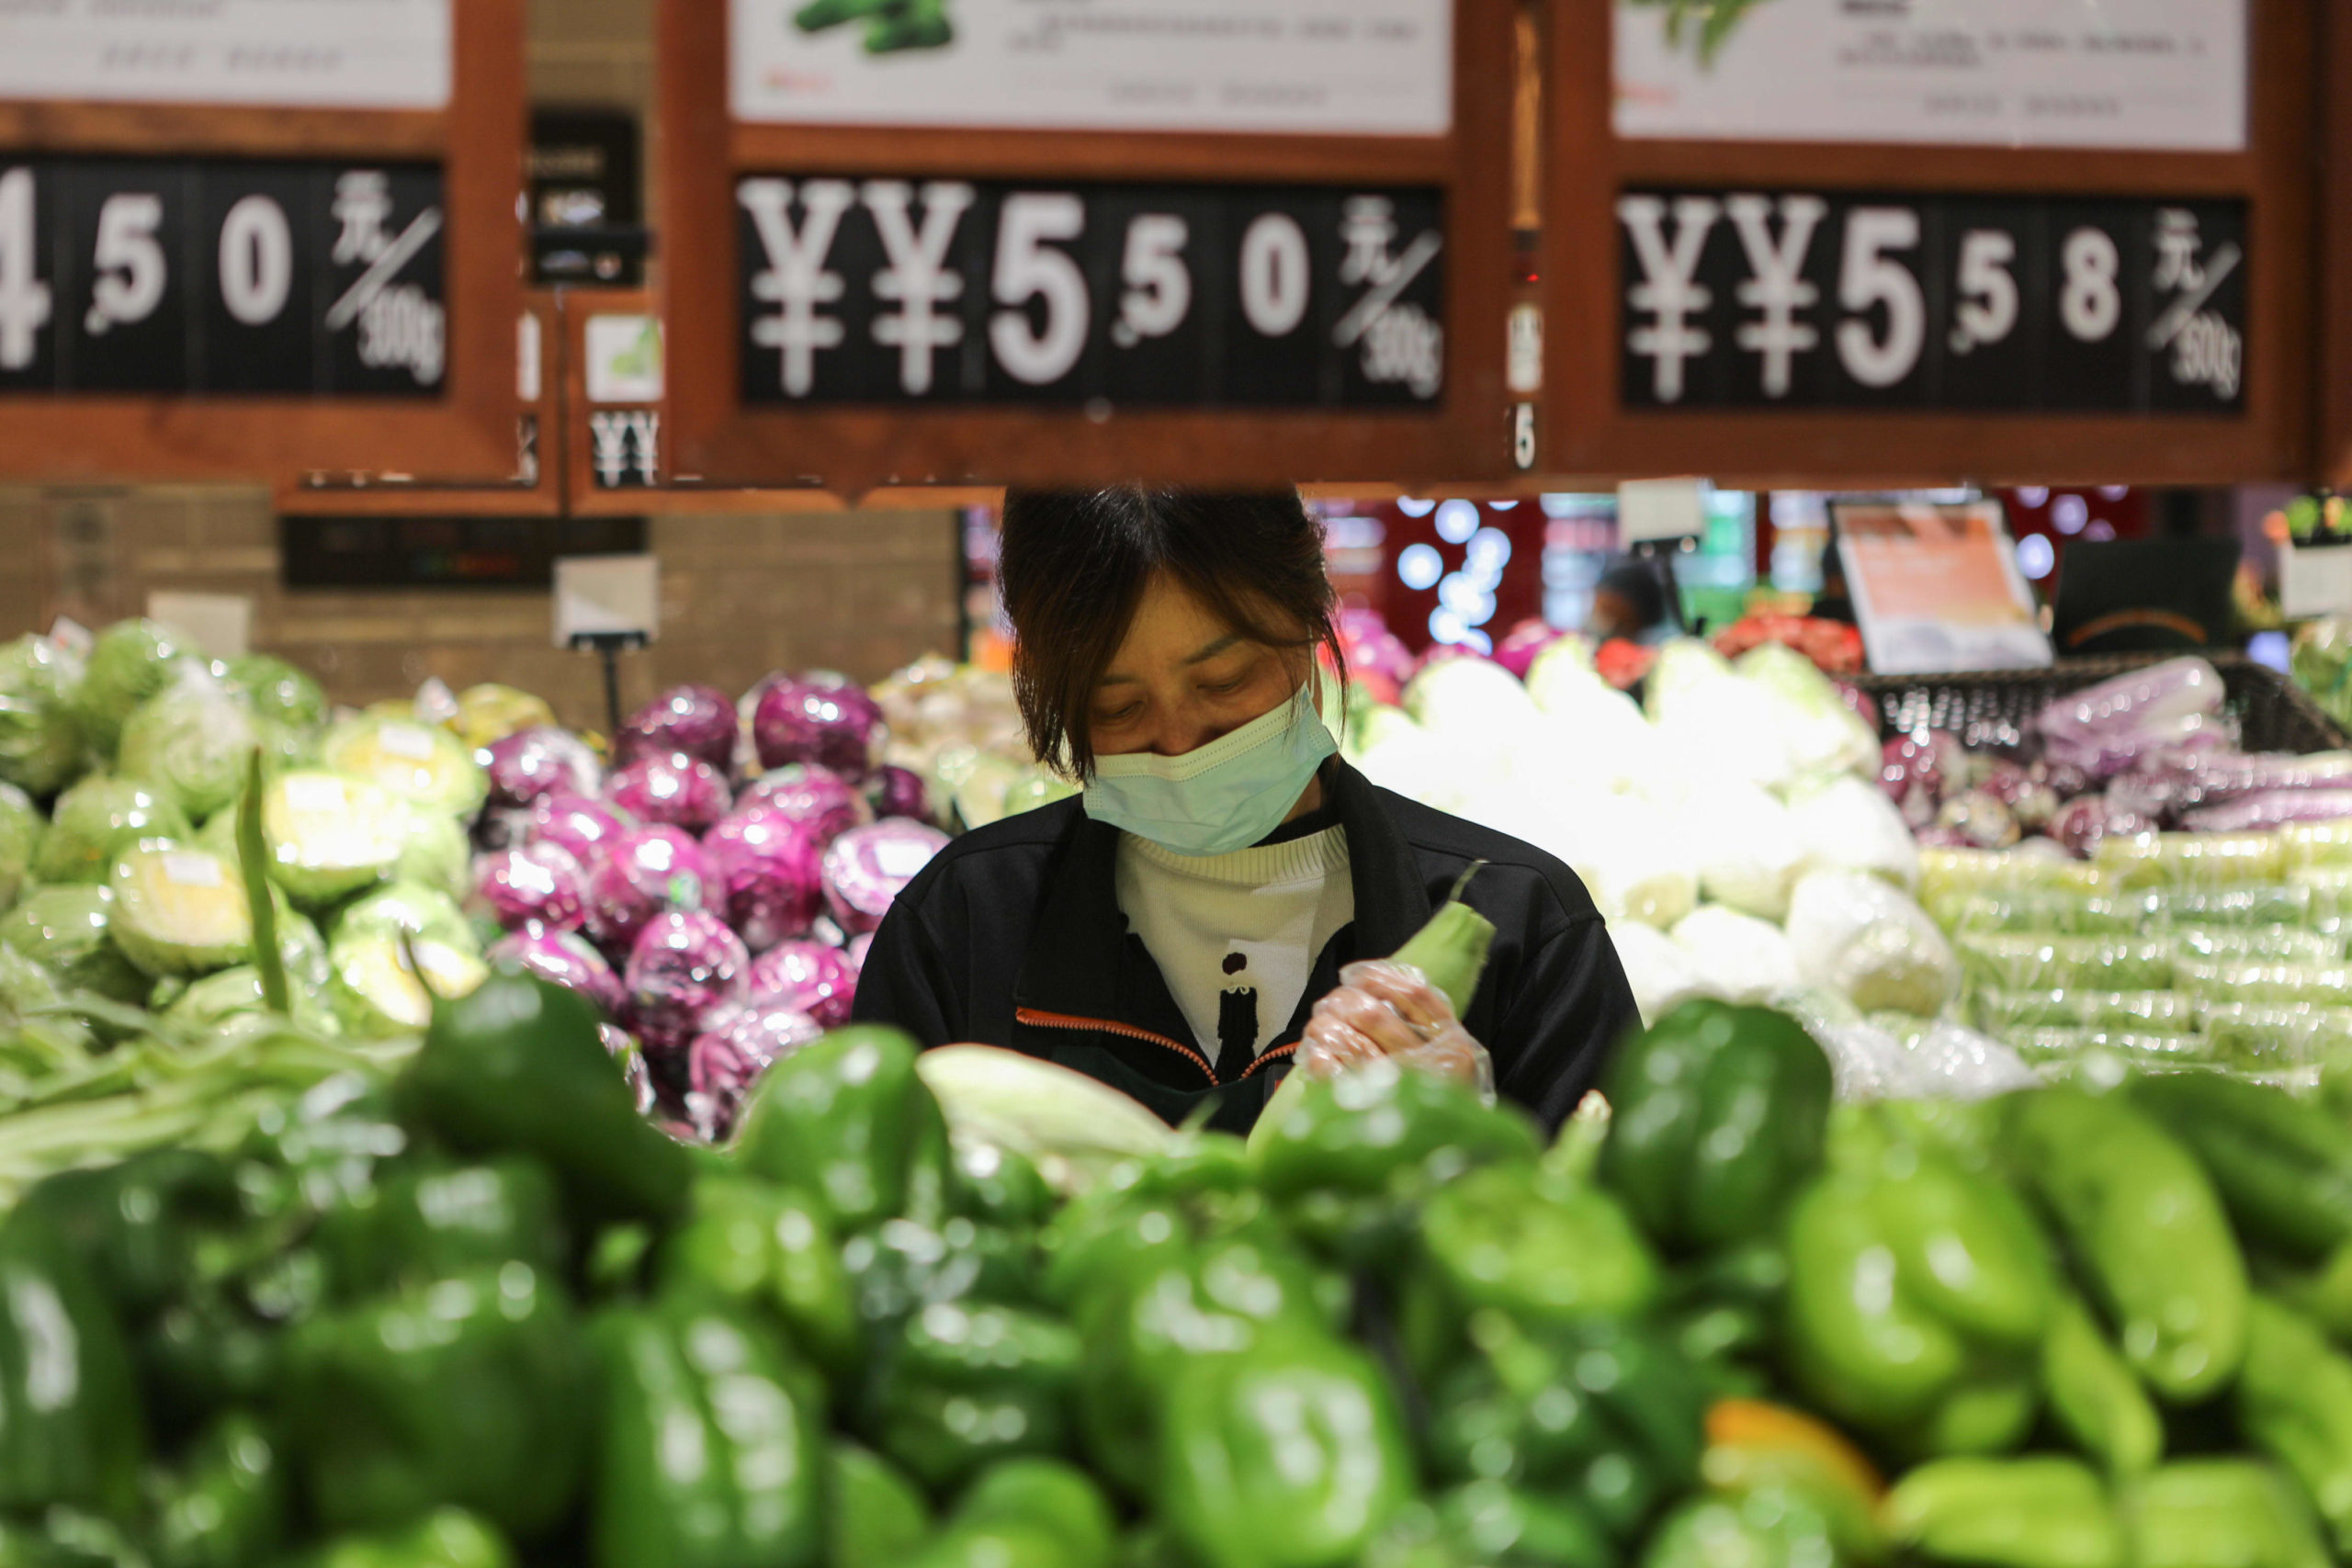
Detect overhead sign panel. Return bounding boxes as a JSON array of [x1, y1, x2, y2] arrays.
[[0, 0, 453, 110], [729, 0, 1451, 136]]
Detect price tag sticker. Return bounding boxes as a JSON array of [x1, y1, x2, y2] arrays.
[[285, 775, 347, 814], [162, 852, 224, 888], [379, 722, 437, 760], [874, 838, 939, 881]]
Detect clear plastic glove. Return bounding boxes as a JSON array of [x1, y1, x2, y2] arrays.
[[1298, 958, 1496, 1099]]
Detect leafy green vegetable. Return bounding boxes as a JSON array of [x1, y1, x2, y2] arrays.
[[74, 618, 187, 757], [0, 782, 41, 908], [0, 884, 152, 1004], [319, 717, 487, 819], [116, 668, 260, 821], [108, 839, 253, 977], [225, 653, 328, 732], [34, 775, 191, 886], [0, 634, 87, 797]]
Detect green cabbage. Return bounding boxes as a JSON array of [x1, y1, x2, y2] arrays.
[[0, 783, 40, 908], [0, 884, 151, 1005], [225, 653, 328, 732], [115, 669, 260, 822], [164, 961, 339, 1037], [74, 618, 187, 758], [34, 775, 191, 886], [332, 881, 479, 957], [0, 634, 87, 797], [393, 805, 472, 903], [327, 933, 487, 1038], [319, 716, 487, 818], [107, 838, 252, 977], [262, 771, 406, 908]]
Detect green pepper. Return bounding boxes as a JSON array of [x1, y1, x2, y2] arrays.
[[243, 1073, 412, 1217], [2129, 1461, 2330, 1568], [17, 1149, 243, 1324], [1250, 1061, 1541, 1261], [1436, 1480, 1613, 1567], [1425, 1314, 1703, 1543], [1074, 1231, 1335, 1495], [828, 1443, 933, 1568], [146, 1411, 286, 1568], [950, 1141, 1055, 1230], [2002, 1087, 2247, 1404], [284, 1265, 587, 1540], [311, 1156, 567, 1300], [863, 1299, 1081, 1490], [909, 1458, 1117, 1568], [660, 1174, 858, 1377], [1886, 1457, 2121, 1568], [1041, 1150, 1273, 1312], [0, 1211, 144, 1519], [2041, 1292, 2162, 1482], [1415, 1162, 1660, 1328], [2236, 1292, 2352, 1556], [139, 1291, 278, 1437], [1158, 1319, 1414, 1568], [0, 1509, 152, 1567], [395, 967, 691, 1224], [843, 1215, 1042, 1333], [289, 1508, 514, 1568], [2131, 1073, 2352, 1261], [589, 1294, 827, 1568], [1638, 1491, 1840, 1568], [1781, 1120, 2053, 1456], [733, 1026, 953, 1233], [1600, 1000, 1833, 1256]]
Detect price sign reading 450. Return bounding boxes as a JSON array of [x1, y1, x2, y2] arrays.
[[0, 158, 447, 397], [733, 177, 1446, 410], [1616, 187, 2245, 416]]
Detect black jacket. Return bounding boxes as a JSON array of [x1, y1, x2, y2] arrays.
[[852, 757, 1638, 1134]]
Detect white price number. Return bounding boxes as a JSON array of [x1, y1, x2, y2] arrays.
[[86, 192, 166, 336], [1949, 229, 2018, 355], [1113, 214, 1190, 348], [218, 195, 293, 326], [2170, 312, 2242, 399], [0, 167, 51, 370], [1239, 214, 1310, 337], [2061, 227, 2121, 342], [989, 193, 1087, 385], [1835, 208, 1924, 388]]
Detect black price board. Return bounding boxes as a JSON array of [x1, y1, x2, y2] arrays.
[[1616, 188, 2245, 417], [0, 155, 447, 399], [732, 178, 1445, 412], [280, 514, 647, 590]]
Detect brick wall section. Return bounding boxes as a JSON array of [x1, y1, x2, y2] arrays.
[[0, 488, 964, 733]]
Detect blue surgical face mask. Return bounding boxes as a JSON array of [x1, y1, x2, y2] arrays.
[[1081, 682, 1338, 856]]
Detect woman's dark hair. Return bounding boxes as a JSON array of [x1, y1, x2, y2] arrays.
[[997, 488, 1344, 777]]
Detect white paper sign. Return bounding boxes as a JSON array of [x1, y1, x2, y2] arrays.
[[731, 0, 1452, 136], [554, 556, 660, 648], [1617, 479, 1708, 545], [1614, 0, 2245, 152], [146, 592, 252, 660], [0, 0, 453, 110]]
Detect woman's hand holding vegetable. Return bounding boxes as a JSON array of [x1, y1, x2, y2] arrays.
[[1299, 959, 1490, 1090]]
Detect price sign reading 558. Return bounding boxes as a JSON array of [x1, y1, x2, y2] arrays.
[[1617, 187, 2245, 416]]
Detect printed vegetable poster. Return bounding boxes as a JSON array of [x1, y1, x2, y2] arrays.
[[1833, 500, 2052, 675], [1614, 0, 2245, 152], [730, 0, 1453, 136]]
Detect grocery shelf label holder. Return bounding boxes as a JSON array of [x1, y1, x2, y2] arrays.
[[0, 0, 526, 483], [657, 0, 1514, 491], [1545, 0, 2315, 489]]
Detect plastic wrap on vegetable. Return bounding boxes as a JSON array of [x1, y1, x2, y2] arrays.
[[1955, 933, 2175, 994], [2186, 789, 2352, 834], [2197, 1001, 2352, 1068], [2169, 926, 2342, 966], [2134, 882, 2316, 929], [1610, 920, 1706, 1028], [2036, 656, 2233, 780], [2008, 1027, 2211, 1066], [615, 682, 738, 774], [1784, 870, 1961, 1017], [2296, 867, 2352, 930], [1645, 638, 1799, 792], [1972, 988, 2198, 1035], [2177, 960, 2352, 1008], [1917, 848, 2106, 923], [1785, 772, 1924, 889], [1940, 892, 2133, 937], [1298, 874, 1497, 1095], [2284, 819, 2352, 869], [2048, 795, 2156, 861], [1805, 1015, 1935, 1102], [1684, 782, 1804, 921], [1906, 1019, 2043, 1100], [1732, 640, 1879, 779], [1669, 904, 1799, 1004], [2096, 829, 2288, 889]]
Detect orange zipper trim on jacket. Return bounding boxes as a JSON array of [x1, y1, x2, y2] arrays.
[[1014, 1007, 1216, 1084], [1239, 1040, 1299, 1080]]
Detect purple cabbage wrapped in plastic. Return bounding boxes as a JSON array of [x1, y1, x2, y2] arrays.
[[865, 764, 930, 826], [744, 939, 860, 1029], [625, 908, 749, 1052], [702, 807, 823, 952], [751, 672, 887, 782], [683, 998, 822, 1141], [2177, 750, 2352, 804], [1493, 620, 1567, 680], [821, 818, 948, 935], [583, 825, 712, 953], [608, 750, 734, 833], [2037, 657, 2239, 780], [2185, 788, 2352, 833], [1881, 731, 1963, 827], [846, 931, 873, 968], [526, 794, 638, 871], [2049, 795, 2155, 859], [469, 841, 589, 932], [736, 763, 872, 846], [481, 727, 601, 809], [616, 682, 738, 773], [492, 927, 626, 1017]]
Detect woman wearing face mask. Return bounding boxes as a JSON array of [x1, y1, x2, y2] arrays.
[[853, 489, 1637, 1133]]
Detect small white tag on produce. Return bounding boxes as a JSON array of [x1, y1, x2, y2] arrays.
[[875, 839, 937, 881], [162, 852, 224, 888], [286, 776, 348, 814], [379, 723, 437, 760]]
